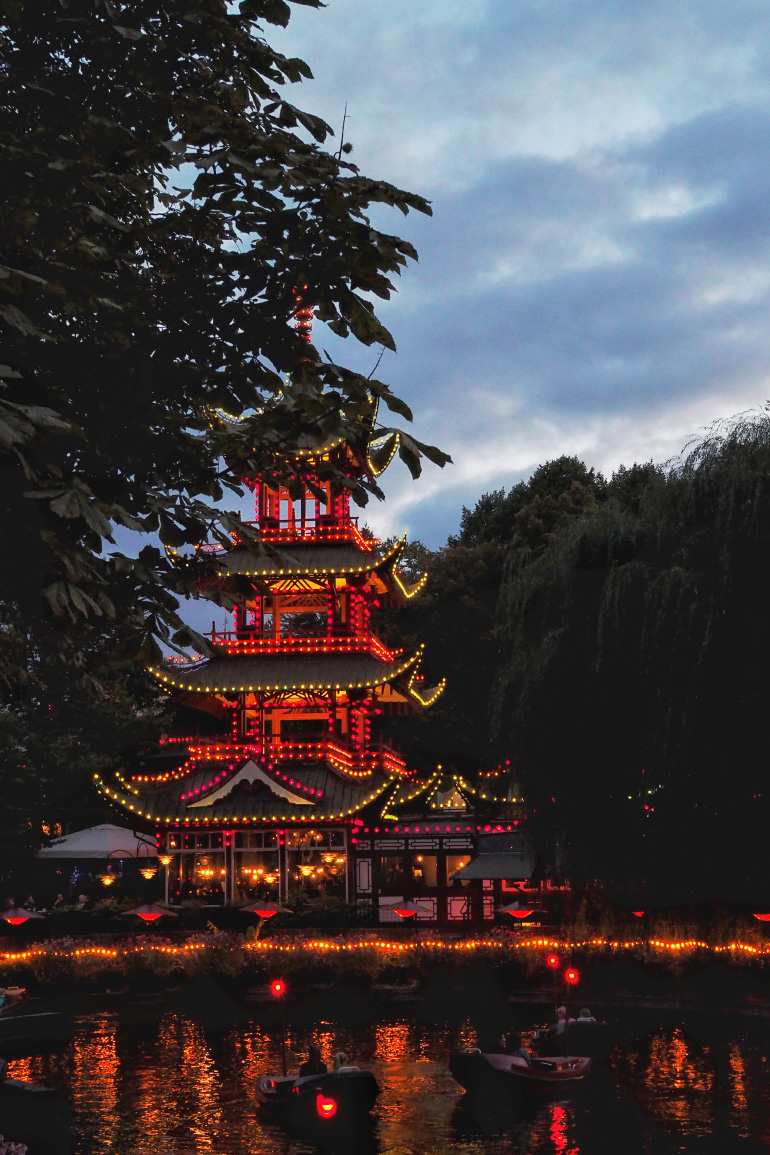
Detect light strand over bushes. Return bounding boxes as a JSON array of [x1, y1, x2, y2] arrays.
[[1, 933, 769, 971]]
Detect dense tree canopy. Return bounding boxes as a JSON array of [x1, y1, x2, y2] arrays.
[[377, 457, 602, 761], [0, 0, 447, 670], [493, 414, 770, 899], [0, 606, 171, 882]]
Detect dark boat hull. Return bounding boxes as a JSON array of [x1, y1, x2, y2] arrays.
[[256, 1069, 379, 1118], [0, 1074, 71, 1155], [450, 1049, 592, 1096], [0, 1010, 74, 1057]]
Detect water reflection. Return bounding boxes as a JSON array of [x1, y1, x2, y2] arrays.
[[5, 1008, 770, 1154]]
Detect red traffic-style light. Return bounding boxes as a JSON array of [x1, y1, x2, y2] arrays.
[[564, 968, 579, 985], [546, 954, 560, 968], [316, 1093, 337, 1119], [271, 979, 285, 997]]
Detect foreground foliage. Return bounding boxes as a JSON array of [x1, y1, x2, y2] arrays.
[[0, 0, 445, 667]]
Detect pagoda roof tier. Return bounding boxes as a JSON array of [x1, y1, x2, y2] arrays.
[[381, 766, 522, 821], [215, 395, 400, 480], [216, 537, 402, 580], [95, 757, 395, 825], [150, 649, 423, 695]]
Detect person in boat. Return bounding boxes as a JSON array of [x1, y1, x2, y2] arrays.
[[0, 986, 24, 1008], [332, 1051, 359, 1073], [576, 1007, 597, 1023], [299, 1043, 327, 1077], [553, 1006, 569, 1033], [503, 1031, 532, 1066]]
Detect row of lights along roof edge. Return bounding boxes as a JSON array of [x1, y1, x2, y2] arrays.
[[211, 534, 406, 575], [148, 648, 424, 694]]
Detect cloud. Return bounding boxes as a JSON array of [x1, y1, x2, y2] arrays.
[[268, 0, 770, 547]]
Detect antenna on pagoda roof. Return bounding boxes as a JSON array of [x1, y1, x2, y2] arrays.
[[293, 285, 313, 342]]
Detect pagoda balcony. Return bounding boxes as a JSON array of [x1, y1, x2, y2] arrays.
[[207, 629, 400, 662], [245, 515, 375, 550], [159, 736, 408, 778]]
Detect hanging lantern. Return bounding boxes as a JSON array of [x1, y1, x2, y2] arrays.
[[158, 855, 172, 867], [100, 872, 115, 886], [140, 866, 157, 880]]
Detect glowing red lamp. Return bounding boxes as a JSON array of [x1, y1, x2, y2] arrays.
[[385, 899, 432, 919], [316, 1093, 337, 1119], [632, 911, 644, 918], [547, 954, 560, 968], [564, 968, 579, 985], [271, 979, 285, 997], [753, 913, 770, 922], [124, 904, 178, 923], [497, 901, 536, 919], [1, 907, 43, 926], [240, 901, 290, 919]]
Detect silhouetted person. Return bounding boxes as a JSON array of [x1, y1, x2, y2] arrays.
[[299, 1043, 327, 1076]]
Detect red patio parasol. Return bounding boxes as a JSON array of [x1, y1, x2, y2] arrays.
[[0, 907, 44, 926], [239, 901, 291, 918], [123, 903, 179, 922], [381, 899, 433, 919], [496, 900, 538, 919]]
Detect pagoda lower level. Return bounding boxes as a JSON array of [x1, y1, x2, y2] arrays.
[[97, 395, 541, 924]]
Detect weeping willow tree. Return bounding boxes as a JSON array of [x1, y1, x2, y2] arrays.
[[493, 411, 770, 899]]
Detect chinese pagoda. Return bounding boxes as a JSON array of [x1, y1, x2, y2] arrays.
[[96, 317, 535, 924]]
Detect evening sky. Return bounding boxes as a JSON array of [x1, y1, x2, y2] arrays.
[[265, 0, 770, 546]]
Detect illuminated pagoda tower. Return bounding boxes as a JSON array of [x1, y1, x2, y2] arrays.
[[96, 303, 540, 925], [95, 364, 454, 913]]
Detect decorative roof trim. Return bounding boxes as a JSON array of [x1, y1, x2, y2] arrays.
[[214, 534, 405, 580], [148, 647, 424, 696], [406, 670, 446, 708], [94, 772, 393, 825]]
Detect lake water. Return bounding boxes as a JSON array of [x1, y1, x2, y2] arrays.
[[5, 995, 770, 1155]]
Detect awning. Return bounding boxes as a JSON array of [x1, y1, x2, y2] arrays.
[[36, 824, 156, 859], [450, 851, 534, 881]]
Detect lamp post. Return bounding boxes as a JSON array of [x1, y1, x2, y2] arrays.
[[546, 953, 560, 1021], [272, 979, 288, 1075], [563, 966, 579, 1056]]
